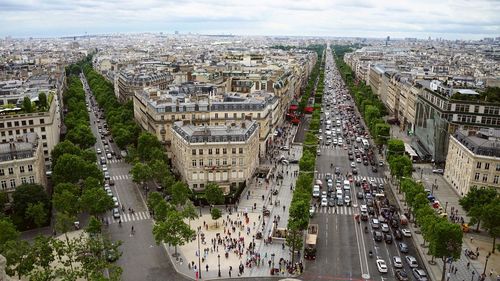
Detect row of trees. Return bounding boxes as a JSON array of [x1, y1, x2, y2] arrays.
[[83, 64, 140, 149], [400, 178, 463, 281], [386, 139, 413, 180], [0, 216, 122, 280], [298, 45, 324, 113], [332, 46, 390, 146], [286, 45, 326, 266], [459, 187, 500, 253]]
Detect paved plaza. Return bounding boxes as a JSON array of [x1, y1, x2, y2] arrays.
[[167, 126, 306, 280]]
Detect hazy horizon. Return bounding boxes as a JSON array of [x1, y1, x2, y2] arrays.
[[1, 0, 499, 40]]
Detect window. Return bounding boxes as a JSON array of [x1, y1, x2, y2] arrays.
[[0, 169, 4, 176], [193, 183, 198, 189], [223, 158, 227, 165], [216, 159, 220, 166], [10, 179, 16, 189], [29, 120, 34, 125], [496, 164, 500, 171], [239, 148, 243, 154], [8, 168, 14, 175], [29, 176, 35, 183], [22, 121, 26, 126], [41, 127, 45, 132], [215, 113, 218, 119], [239, 158, 244, 165], [42, 135, 46, 140], [474, 173, 480, 181], [199, 149, 203, 155], [223, 148, 227, 155], [1, 181, 7, 190], [494, 175, 499, 184], [232, 148, 236, 154], [485, 163, 490, 170], [39, 118, 45, 124], [21, 177, 27, 184], [19, 166, 25, 173], [199, 159, 204, 166], [476, 162, 482, 169], [28, 165, 33, 172], [192, 149, 196, 156], [192, 160, 197, 167], [216, 148, 220, 155], [208, 159, 213, 166], [7, 122, 11, 127], [232, 158, 236, 165], [208, 149, 213, 155], [225, 113, 228, 118], [482, 174, 488, 182]]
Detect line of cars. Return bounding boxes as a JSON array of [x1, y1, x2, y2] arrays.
[[312, 174, 352, 210]]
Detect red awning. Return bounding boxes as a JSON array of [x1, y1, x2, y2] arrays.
[[304, 107, 313, 114], [289, 104, 298, 111]]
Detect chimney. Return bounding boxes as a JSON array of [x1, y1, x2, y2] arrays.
[[241, 122, 246, 129]]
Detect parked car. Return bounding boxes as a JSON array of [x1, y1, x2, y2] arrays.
[[112, 208, 121, 219], [412, 268, 428, 281], [405, 255, 418, 268], [395, 270, 409, 281], [398, 242, 409, 253], [401, 228, 412, 237], [376, 259, 388, 273], [393, 256, 403, 268], [432, 169, 444, 174]]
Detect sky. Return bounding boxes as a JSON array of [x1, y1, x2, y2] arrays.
[[0, 0, 499, 39]]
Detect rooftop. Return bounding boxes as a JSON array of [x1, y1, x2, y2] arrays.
[[172, 120, 259, 144], [0, 133, 39, 162], [454, 128, 500, 158]]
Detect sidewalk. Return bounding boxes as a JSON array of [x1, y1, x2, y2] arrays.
[[168, 131, 304, 280], [388, 125, 499, 281]]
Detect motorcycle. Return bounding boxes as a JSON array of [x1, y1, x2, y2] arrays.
[[364, 226, 368, 233], [368, 251, 373, 258]]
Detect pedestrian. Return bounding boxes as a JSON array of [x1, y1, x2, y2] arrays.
[[206, 264, 209, 272], [283, 205, 286, 212], [467, 261, 470, 268], [470, 236, 474, 243], [455, 267, 458, 274]]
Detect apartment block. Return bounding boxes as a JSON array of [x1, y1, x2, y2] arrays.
[[170, 120, 259, 192], [444, 128, 500, 196], [0, 133, 47, 200]]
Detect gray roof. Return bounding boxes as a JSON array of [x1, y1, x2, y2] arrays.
[[454, 128, 500, 158], [0, 133, 39, 162], [173, 120, 259, 144]]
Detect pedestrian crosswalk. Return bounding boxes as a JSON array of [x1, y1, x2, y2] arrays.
[[314, 174, 386, 184], [111, 174, 130, 181], [107, 159, 124, 164], [313, 206, 354, 215], [106, 211, 151, 224]]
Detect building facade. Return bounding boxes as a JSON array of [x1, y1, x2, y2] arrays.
[[170, 120, 259, 193], [444, 128, 500, 196], [0, 93, 61, 167], [0, 133, 47, 200]]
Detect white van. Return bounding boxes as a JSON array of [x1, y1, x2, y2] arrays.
[[312, 186, 321, 198]]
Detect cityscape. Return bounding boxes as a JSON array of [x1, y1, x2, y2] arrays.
[[0, 1, 500, 281]]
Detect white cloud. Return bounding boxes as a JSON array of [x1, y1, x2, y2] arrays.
[[0, 0, 498, 38]]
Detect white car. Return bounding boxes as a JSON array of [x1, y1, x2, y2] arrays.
[[401, 228, 412, 237], [112, 196, 119, 207], [321, 198, 328, 207], [376, 259, 388, 273], [405, 255, 418, 268], [350, 162, 356, 168], [96, 148, 102, 154], [102, 165, 108, 172], [393, 256, 403, 268], [381, 223, 389, 233]]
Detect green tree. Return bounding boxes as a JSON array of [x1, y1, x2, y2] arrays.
[[53, 189, 80, 216], [51, 140, 83, 167], [53, 154, 102, 186], [374, 123, 390, 145], [28, 235, 56, 280], [210, 208, 222, 228], [137, 132, 163, 162], [387, 138, 405, 160], [147, 192, 164, 211], [205, 182, 224, 206], [389, 155, 413, 179], [2, 239, 33, 279], [428, 221, 462, 281], [25, 202, 48, 228], [86, 216, 103, 235], [0, 192, 8, 211], [288, 200, 309, 230], [38, 92, 48, 109], [170, 181, 190, 207], [11, 183, 50, 229], [481, 199, 500, 253], [285, 222, 303, 266], [0, 218, 19, 252], [22, 96, 33, 113], [152, 211, 194, 258], [459, 186, 498, 231], [181, 201, 199, 227], [66, 124, 96, 149], [130, 162, 152, 185], [80, 187, 114, 216]]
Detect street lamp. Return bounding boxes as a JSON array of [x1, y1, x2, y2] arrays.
[[218, 254, 221, 277], [483, 252, 491, 275], [252, 235, 255, 250], [197, 230, 202, 279], [271, 253, 275, 268], [471, 271, 475, 281], [199, 199, 202, 216], [445, 201, 448, 213]]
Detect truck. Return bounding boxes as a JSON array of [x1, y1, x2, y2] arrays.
[[304, 224, 318, 260]]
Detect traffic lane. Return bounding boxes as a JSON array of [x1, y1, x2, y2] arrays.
[[333, 213, 363, 279], [112, 178, 148, 213], [304, 212, 328, 279], [107, 219, 181, 281]]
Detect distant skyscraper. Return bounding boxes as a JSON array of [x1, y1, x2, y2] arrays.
[[385, 36, 390, 46]]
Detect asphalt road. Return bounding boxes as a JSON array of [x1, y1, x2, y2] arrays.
[[301, 48, 424, 281]]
